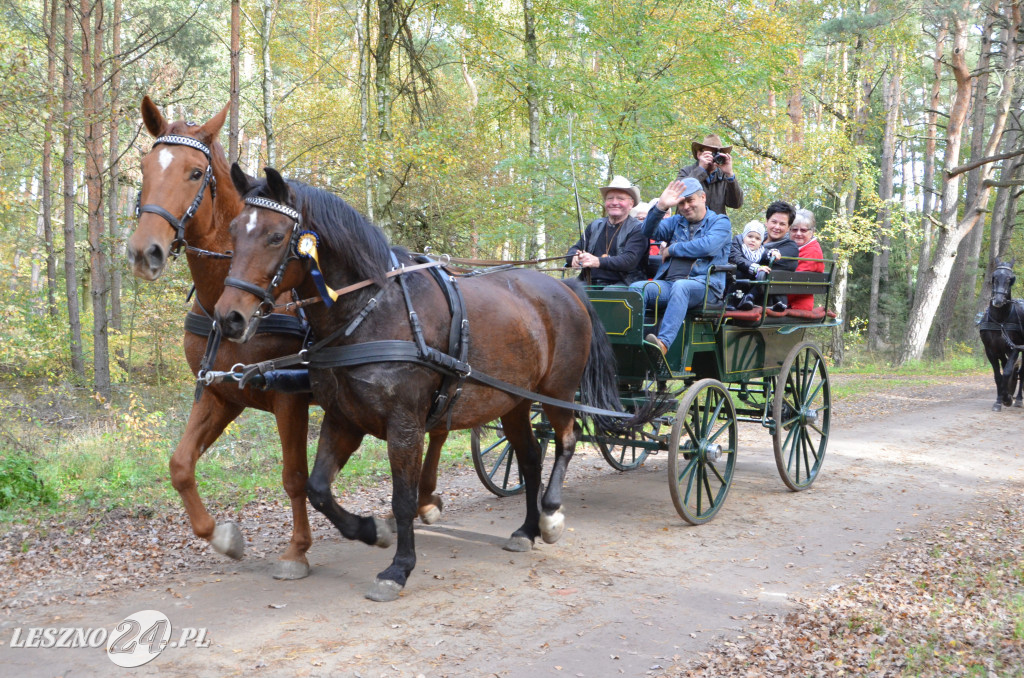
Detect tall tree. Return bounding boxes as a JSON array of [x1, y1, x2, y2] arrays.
[[897, 0, 1022, 365], [82, 0, 110, 397], [62, 0, 84, 377]]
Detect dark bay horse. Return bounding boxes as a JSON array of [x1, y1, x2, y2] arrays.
[[126, 98, 449, 580], [979, 262, 1024, 411], [213, 166, 645, 601]]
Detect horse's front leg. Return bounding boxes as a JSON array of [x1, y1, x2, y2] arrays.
[[1002, 352, 1018, 408], [270, 392, 313, 580], [499, 402, 546, 552], [367, 420, 425, 602], [169, 391, 245, 558], [989, 355, 1006, 411], [306, 415, 393, 549]]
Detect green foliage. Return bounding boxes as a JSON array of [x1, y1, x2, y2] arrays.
[[0, 446, 56, 509]]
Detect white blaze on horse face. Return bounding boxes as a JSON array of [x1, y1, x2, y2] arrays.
[[246, 211, 258, 234], [157, 148, 175, 172]]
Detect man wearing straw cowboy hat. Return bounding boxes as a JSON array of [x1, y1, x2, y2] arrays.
[[565, 175, 649, 288], [677, 133, 744, 216]]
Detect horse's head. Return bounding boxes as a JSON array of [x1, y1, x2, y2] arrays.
[[127, 96, 229, 280], [991, 261, 1016, 308], [215, 165, 308, 343]]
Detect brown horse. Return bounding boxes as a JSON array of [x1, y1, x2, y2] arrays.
[[126, 98, 450, 579], [213, 167, 650, 601]]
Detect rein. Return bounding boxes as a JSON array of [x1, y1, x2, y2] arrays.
[[136, 134, 223, 259]]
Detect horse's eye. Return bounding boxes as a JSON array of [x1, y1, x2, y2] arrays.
[[268, 232, 285, 246], [190, 169, 203, 180]]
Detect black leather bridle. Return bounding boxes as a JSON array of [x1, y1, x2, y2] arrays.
[[135, 134, 218, 259], [223, 196, 302, 318]]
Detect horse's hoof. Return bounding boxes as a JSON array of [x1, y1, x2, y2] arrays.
[[419, 505, 442, 525], [365, 578, 403, 602], [993, 403, 1004, 411], [210, 521, 245, 560], [272, 559, 310, 580], [373, 516, 394, 549], [1014, 400, 1022, 408], [503, 535, 534, 552], [540, 510, 565, 544]]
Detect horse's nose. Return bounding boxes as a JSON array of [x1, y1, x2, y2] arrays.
[[217, 309, 248, 341], [126, 242, 167, 280]]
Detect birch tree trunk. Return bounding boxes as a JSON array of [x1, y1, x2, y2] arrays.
[[63, 0, 84, 377]]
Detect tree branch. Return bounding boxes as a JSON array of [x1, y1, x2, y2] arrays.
[[947, 147, 1024, 178]]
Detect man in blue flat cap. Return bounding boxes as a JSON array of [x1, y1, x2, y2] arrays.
[[629, 177, 732, 355]]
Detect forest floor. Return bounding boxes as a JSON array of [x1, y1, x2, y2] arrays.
[[2, 371, 1024, 676]]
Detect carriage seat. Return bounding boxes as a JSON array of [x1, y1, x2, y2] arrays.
[[722, 267, 836, 326]]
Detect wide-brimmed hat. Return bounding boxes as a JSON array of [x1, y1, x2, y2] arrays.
[[691, 133, 733, 160], [599, 175, 641, 206]]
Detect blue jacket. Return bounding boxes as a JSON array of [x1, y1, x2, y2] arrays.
[[642, 206, 732, 295]]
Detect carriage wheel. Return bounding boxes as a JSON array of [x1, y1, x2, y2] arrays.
[[471, 412, 548, 497], [667, 379, 738, 525], [772, 341, 830, 491], [596, 419, 660, 471]]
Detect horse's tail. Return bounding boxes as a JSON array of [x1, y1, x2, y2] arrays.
[[562, 279, 670, 435]]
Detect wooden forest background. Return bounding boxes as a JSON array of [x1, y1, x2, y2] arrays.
[[0, 0, 1022, 398]]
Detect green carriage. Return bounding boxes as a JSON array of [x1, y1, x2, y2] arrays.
[[471, 263, 839, 525]]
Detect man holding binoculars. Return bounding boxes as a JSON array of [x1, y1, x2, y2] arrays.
[[676, 133, 744, 216]]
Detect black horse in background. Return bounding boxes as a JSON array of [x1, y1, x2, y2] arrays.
[[979, 262, 1024, 411]]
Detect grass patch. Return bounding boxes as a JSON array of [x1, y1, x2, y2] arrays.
[[0, 379, 474, 525]]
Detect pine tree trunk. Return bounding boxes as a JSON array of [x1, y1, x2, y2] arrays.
[[82, 0, 110, 397], [229, 0, 241, 164], [867, 50, 900, 352], [261, 0, 276, 167], [915, 18, 948, 299], [524, 0, 543, 259], [42, 0, 58, 318], [931, 5, 996, 355], [897, 1, 1020, 365], [62, 0, 84, 377], [107, 0, 122, 331]]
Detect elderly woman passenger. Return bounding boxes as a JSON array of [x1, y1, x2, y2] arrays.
[[788, 209, 825, 311]]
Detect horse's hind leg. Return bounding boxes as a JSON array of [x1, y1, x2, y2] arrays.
[[306, 415, 392, 550], [418, 432, 448, 524], [498, 402, 546, 552], [271, 393, 313, 580], [537, 406, 578, 545], [169, 392, 245, 557]]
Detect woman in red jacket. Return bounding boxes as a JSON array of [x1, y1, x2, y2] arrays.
[[788, 209, 824, 311]]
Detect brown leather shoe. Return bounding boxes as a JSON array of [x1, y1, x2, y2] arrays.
[[645, 333, 667, 355]]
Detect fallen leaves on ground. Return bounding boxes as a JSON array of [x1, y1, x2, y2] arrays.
[[669, 485, 1024, 677]]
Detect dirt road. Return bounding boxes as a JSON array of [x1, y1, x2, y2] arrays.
[[2, 372, 1020, 677]]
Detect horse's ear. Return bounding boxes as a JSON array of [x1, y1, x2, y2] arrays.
[[264, 167, 289, 204], [230, 162, 250, 195], [195, 101, 230, 146], [140, 95, 167, 138]]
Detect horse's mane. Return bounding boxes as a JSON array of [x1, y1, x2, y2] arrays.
[[246, 177, 392, 286]]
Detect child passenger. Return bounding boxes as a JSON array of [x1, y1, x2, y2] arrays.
[[726, 221, 771, 310]]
